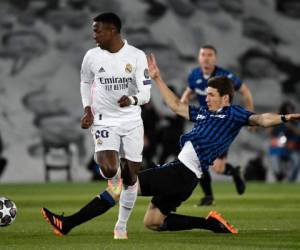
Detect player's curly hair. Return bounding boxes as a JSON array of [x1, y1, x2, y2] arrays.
[[208, 76, 234, 103], [93, 12, 122, 33]]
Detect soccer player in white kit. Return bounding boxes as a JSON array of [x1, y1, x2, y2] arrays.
[[41, 13, 151, 239]]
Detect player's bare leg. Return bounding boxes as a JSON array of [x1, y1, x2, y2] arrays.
[[198, 157, 245, 206], [143, 202, 237, 233], [143, 203, 167, 231], [95, 150, 119, 179], [213, 158, 245, 195]]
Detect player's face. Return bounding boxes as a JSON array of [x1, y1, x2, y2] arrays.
[[92, 22, 114, 50], [198, 48, 217, 74], [206, 87, 227, 111]]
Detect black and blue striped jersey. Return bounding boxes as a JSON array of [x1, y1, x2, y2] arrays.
[[188, 66, 242, 106], [180, 105, 253, 170]]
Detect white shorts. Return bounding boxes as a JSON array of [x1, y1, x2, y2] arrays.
[[91, 124, 144, 162]]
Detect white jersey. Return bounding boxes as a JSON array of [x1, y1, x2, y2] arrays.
[[80, 40, 151, 127]]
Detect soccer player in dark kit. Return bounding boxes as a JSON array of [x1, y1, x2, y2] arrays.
[[181, 45, 254, 205], [41, 54, 300, 236]]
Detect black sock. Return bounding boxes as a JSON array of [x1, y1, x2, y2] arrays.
[[199, 170, 213, 197], [223, 163, 235, 176], [65, 191, 116, 229], [160, 214, 209, 231]]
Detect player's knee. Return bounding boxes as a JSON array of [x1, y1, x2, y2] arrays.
[[95, 154, 119, 178], [212, 161, 225, 174], [121, 162, 140, 186], [97, 160, 118, 179], [143, 216, 162, 231], [213, 167, 223, 174], [100, 165, 118, 178], [122, 174, 137, 186]]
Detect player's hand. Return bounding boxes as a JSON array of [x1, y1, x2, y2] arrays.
[[147, 53, 160, 80], [80, 107, 93, 129], [286, 114, 300, 121], [118, 95, 131, 107]]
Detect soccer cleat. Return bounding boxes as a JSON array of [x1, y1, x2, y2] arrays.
[[114, 229, 128, 240], [232, 166, 246, 195], [206, 210, 238, 234], [107, 177, 123, 201], [41, 207, 70, 236], [197, 196, 214, 206]]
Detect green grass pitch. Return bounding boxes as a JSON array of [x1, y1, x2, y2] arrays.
[[0, 182, 299, 250]]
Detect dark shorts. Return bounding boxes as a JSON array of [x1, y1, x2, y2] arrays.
[[138, 160, 198, 215]]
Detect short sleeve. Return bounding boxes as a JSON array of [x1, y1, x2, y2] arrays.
[[231, 105, 254, 125]]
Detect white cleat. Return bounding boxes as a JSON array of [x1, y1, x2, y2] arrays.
[[114, 229, 128, 240]]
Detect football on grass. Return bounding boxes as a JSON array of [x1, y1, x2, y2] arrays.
[[0, 197, 17, 227]]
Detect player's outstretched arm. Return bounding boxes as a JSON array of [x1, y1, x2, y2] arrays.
[[147, 53, 189, 119], [248, 113, 300, 127]]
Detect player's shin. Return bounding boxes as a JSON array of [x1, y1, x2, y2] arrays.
[[159, 214, 209, 231], [114, 181, 138, 235], [65, 189, 118, 229]]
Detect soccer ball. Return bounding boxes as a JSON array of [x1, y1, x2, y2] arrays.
[[0, 197, 17, 227]]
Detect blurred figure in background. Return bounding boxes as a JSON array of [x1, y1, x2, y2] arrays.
[[268, 101, 300, 182], [0, 132, 8, 179], [142, 87, 184, 169], [86, 156, 102, 181], [181, 45, 254, 206], [142, 101, 160, 170], [157, 86, 185, 165]]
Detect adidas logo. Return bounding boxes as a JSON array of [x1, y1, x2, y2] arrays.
[[98, 67, 105, 73]]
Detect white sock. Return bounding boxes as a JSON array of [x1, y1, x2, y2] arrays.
[[114, 182, 138, 232]]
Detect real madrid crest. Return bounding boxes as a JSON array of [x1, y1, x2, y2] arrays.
[[125, 64, 132, 74]]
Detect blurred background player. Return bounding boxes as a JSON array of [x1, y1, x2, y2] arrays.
[[181, 45, 254, 206], [78, 12, 151, 239], [0, 131, 7, 179], [268, 101, 300, 182]]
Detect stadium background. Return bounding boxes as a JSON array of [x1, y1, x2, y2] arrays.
[[0, 0, 300, 182]]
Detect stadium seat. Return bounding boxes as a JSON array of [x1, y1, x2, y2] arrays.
[[42, 141, 72, 182]]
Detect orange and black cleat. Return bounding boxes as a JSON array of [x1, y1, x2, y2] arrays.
[[41, 207, 71, 236], [206, 210, 238, 234]]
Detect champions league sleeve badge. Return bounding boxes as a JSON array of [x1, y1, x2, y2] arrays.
[[143, 68, 152, 85], [144, 68, 150, 79]]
